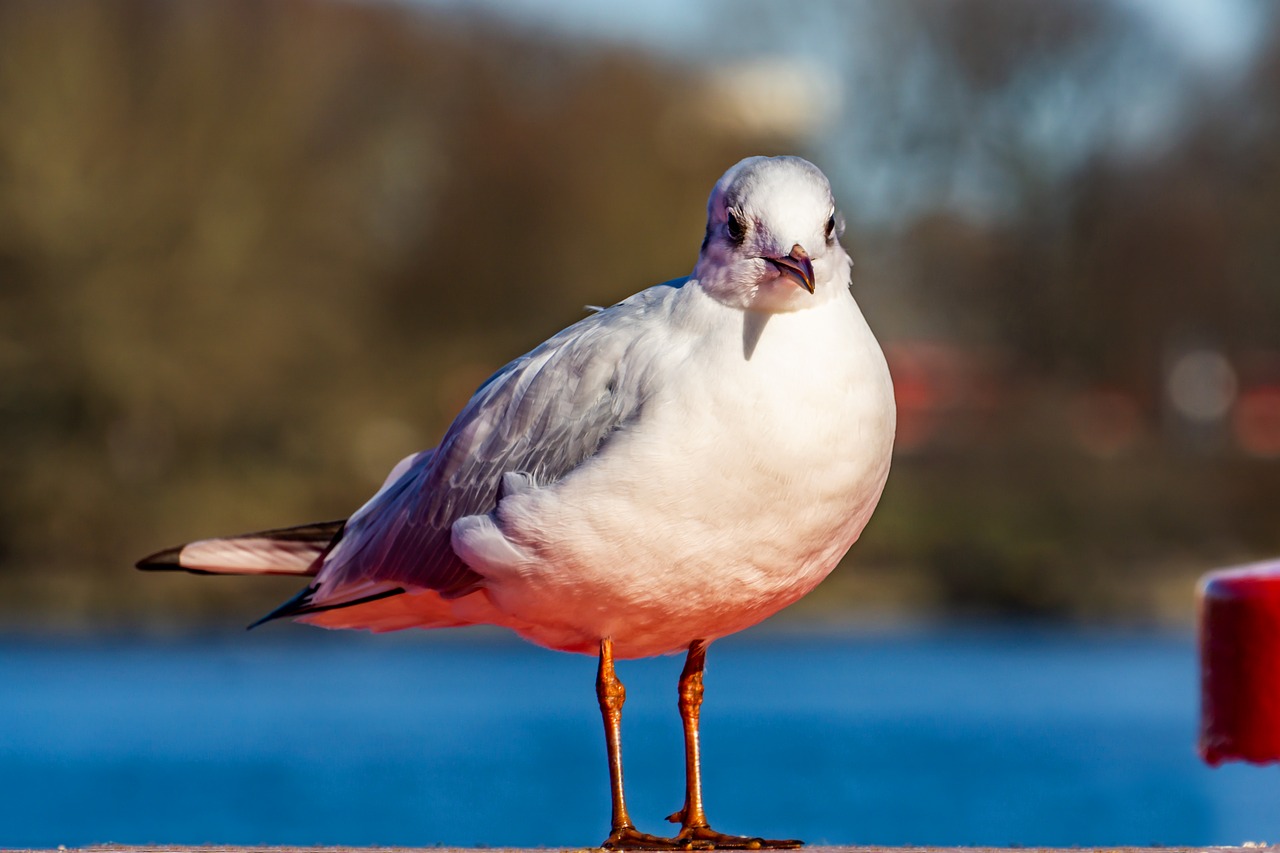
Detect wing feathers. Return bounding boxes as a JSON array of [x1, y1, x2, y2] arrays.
[[136, 520, 345, 576], [311, 282, 684, 597]]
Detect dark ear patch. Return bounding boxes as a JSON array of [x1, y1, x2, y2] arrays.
[[726, 208, 746, 245]]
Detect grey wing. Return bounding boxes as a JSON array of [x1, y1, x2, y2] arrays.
[[314, 281, 684, 597]]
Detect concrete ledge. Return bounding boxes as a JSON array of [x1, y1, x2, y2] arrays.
[[5, 840, 1274, 845]]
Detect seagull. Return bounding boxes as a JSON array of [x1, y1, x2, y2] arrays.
[[138, 155, 896, 850]]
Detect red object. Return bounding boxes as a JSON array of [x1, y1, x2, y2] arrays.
[[1199, 560, 1280, 765]]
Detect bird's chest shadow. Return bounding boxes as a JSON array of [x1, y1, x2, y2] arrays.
[[742, 311, 771, 361]]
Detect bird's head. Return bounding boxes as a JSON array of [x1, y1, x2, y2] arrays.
[[693, 155, 850, 312]]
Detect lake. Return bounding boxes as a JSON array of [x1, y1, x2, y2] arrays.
[[2, 623, 1277, 848]]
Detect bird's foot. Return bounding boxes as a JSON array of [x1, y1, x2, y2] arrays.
[[601, 825, 689, 850], [663, 812, 802, 850], [673, 826, 802, 850]]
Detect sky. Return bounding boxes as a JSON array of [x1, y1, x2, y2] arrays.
[[391, 0, 1273, 227], [408, 0, 1268, 77], [1118, 0, 1268, 73]]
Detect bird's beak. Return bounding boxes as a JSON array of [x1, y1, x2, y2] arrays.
[[765, 244, 815, 294]]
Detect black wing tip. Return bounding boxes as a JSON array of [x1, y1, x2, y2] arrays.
[[247, 586, 408, 630], [135, 519, 347, 576], [247, 587, 315, 630], [134, 545, 217, 575], [135, 545, 185, 572], [254, 519, 347, 544]]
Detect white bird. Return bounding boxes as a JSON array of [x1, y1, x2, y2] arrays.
[[139, 155, 896, 850]]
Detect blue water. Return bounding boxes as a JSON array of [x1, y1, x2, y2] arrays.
[[2, 624, 1278, 848]]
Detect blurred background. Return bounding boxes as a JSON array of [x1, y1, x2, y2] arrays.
[[3, 0, 1280, 847]]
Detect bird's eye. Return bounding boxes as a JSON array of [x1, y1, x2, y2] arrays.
[[825, 215, 836, 241], [725, 209, 746, 244]]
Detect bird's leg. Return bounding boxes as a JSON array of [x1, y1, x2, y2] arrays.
[[598, 638, 673, 850], [666, 641, 803, 850], [666, 640, 710, 832]]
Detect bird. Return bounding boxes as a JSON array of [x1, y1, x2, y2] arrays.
[[138, 155, 896, 850]]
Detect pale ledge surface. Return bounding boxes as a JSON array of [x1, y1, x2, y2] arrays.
[[7, 840, 1269, 845]]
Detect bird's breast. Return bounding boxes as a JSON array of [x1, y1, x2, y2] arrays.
[[485, 292, 895, 657], [670, 296, 894, 536]]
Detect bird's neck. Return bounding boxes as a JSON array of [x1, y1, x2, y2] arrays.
[[692, 260, 849, 313]]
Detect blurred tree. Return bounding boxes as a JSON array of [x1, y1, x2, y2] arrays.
[[740, 0, 1280, 619], [0, 0, 769, 626], [2, 0, 1278, 628]]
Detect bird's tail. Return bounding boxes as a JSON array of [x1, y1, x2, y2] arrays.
[[135, 520, 346, 577]]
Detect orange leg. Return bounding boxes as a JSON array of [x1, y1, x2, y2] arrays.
[[666, 641, 803, 850], [598, 638, 677, 850]]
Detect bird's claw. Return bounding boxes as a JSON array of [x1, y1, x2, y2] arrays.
[[672, 825, 802, 850], [602, 825, 690, 850], [601, 823, 801, 850]]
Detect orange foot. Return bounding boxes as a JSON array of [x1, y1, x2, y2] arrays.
[[663, 811, 803, 850], [602, 825, 696, 850], [672, 825, 802, 850]]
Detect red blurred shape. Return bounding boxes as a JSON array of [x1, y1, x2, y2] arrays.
[[1234, 385, 1280, 458], [1199, 561, 1280, 765], [885, 341, 1004, 452]]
